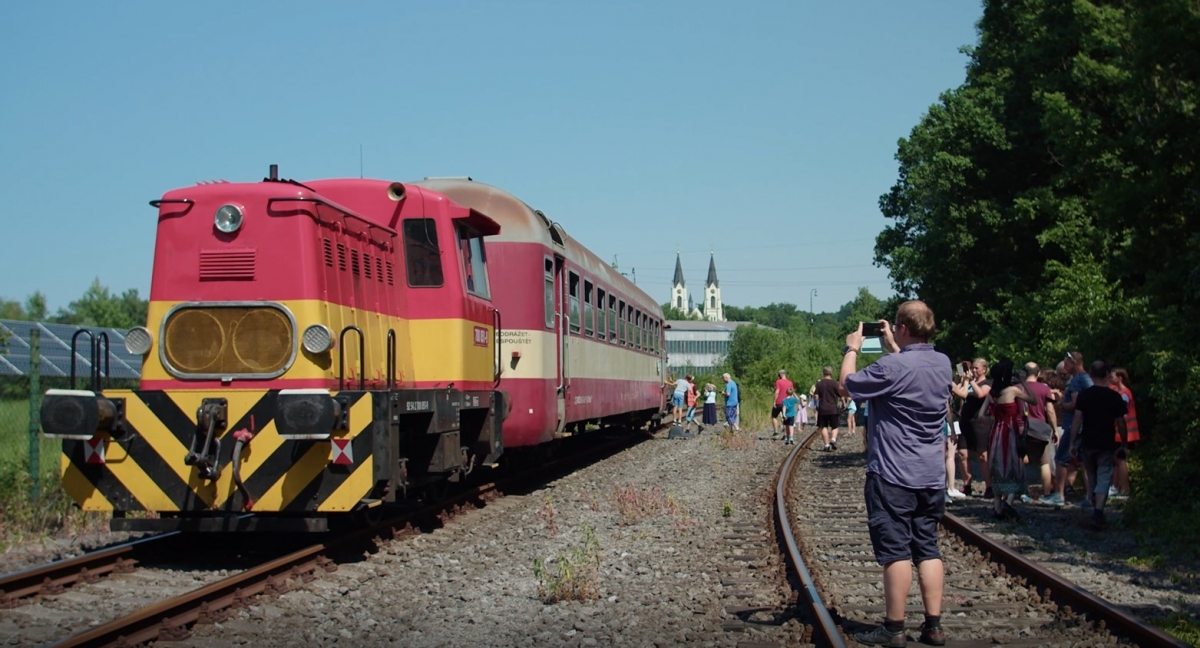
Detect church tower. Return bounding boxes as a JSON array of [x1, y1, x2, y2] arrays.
[[702, 253, 724, 322], [670, 253, 690, 313]]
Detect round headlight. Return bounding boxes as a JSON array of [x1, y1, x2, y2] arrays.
[[302, 324, 334, 354], [214, 204, 244, 233], [124, 326, 153, 355]]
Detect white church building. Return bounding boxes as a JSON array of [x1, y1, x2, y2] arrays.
[[669, 252, 724, 322]]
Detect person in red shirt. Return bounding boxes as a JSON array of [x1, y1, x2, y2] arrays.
[[772, 369, 794, 438], [1109, 368, 1139, 498]]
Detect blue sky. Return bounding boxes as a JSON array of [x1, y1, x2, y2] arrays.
[[0, 1, 981, 315]]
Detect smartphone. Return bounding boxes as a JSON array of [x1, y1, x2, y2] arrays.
[[861, 321, 884, 337], [960, 361, 971, 376]]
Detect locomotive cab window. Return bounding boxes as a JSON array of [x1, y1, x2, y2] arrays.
[[403, 219, 444, 287], [583, 280, 595, 336], [457, 225, 491, 299], [568, 271, 581, 334]]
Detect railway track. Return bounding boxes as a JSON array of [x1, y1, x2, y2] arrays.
[[0, 427, 650, 647], [775, 430, 1189, 648]]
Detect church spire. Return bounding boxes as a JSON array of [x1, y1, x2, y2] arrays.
[[706, 252, 719, 288], [673, 252, 686, 287]]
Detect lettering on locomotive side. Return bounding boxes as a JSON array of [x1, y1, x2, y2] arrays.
[[406, 401, 431, 411], [573, 395, 593, 404], [474, 326, 490, 347], [500, 330, 532, 344]]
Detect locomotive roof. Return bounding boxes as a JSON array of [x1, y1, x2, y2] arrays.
[[413, 179, 658, 313]]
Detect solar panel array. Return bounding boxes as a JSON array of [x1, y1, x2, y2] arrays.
[[0, 319, 143, 379]]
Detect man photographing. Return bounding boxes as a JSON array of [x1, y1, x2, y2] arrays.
[[837, 301, 952, 646]]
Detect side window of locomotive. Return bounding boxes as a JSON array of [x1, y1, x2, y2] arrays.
[[618, 300, 626, 345], [596, 288, 607, 339], [403, 219, 444, 287], [544, 258, 555, 329], [568, 271, 581, 334], [457, 225, 491, 299], [583, 280, 595, 337]]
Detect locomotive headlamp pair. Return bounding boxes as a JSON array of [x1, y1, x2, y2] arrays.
[[214, 204, 244, 234]]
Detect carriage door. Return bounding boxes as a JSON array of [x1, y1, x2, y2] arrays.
[[551, 255, 567, 435]]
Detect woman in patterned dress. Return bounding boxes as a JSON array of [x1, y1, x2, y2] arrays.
[[988, 360, 1037, 520]]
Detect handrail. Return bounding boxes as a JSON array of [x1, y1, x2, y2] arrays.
[[267, 196, 397, 239], [386, 329, 397, 390], [338, 326, 365, 391], [95, 332, 110, 391], [69, 330, 95, 391], [492, 310, 502, 387]]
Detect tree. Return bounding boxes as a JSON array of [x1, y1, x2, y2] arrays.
[[877, 0, 1200, 547], [53, 278, 147, 329]]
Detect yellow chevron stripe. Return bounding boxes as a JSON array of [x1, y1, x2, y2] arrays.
[[316, 394, 377, 511], [317, 457, 375, 512], [100, 439, 179, 512], [62, 454, 113, 511]]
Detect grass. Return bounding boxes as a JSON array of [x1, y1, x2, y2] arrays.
[[532, 524, 602, 603], [611, 485, 685, 526], [0, 399, 105, 550]]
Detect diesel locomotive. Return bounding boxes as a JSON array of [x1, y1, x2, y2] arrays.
[[40, 167, 666, 532]]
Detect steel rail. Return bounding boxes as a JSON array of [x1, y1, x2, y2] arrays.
[[0, 532, 175, 606], [46, 426, 652, 647], [940, 512, 1190, 648], [775, 430, 846, 648]]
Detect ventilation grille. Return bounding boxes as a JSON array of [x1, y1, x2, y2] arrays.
[[199, 249, 256, 280]]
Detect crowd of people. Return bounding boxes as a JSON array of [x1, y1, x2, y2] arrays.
[[661, 302, 1142, 647]]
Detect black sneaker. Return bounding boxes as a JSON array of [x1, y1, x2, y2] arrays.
[[918, 622, 946, 646], [983, 487, 994, 499], [854, 623, 906, 647], [831, 440, 838, 451], [1091, 510, 1106, 530]]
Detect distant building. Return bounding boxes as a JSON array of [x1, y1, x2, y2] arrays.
[[669, 253, 724, 322], [664, 320, 758, 376]]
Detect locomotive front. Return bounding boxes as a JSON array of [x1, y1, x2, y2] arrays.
[[40, 170, 505, 531]]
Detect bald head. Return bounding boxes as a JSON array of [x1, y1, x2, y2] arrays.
[[895, 300, 936, 340]]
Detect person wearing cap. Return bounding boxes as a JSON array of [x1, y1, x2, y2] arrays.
[[772, 369, 794, 438], [1069, 360, 1128, 529], [1043, 351, 1093, 506]]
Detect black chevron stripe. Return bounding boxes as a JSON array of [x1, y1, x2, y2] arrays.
[[288, 422, 377, 512], [112, 416, 195, 508], [63, 439, 142, 511]]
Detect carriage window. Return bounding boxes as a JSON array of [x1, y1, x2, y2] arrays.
[[618, 300, 626, 344], [403, 219, 444, 287], [583, 280, 595, 336], [634, 311, 643, 350], [544, 258, 555, 329], [608, 295, 617, 343], [568, 271, 581, 334], [457, 225, 491, 299], [597, 288, 607, 338]]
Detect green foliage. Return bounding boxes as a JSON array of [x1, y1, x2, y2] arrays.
[[878, 0, 1200, 549], [53, 278, 148, 329], [660, 302, 699, 321], [532, 524, 602, 603]]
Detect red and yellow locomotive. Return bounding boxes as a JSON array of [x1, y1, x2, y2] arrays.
[[40, 168, 664, 531]]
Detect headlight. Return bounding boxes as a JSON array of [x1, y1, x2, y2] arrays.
[[214, 204, 244, 233], [124, 326, 153, 355], [302, 324, 334, 354]]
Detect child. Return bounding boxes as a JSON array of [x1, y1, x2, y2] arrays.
[[702, 383, 718, 427], [782, 388, 800, 445]]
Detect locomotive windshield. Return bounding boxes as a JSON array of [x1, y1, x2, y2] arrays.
[[403, 219, 444, 287]]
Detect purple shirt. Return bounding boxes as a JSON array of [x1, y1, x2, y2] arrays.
[[844, 343, 952, 490]]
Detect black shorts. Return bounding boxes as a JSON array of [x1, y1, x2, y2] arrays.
[[817, 413, 840, 429], [864, 472, 944, 565], [964, 420, 990, 454], [771, 404, 784, 418], [783, 416, 795, 427]]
